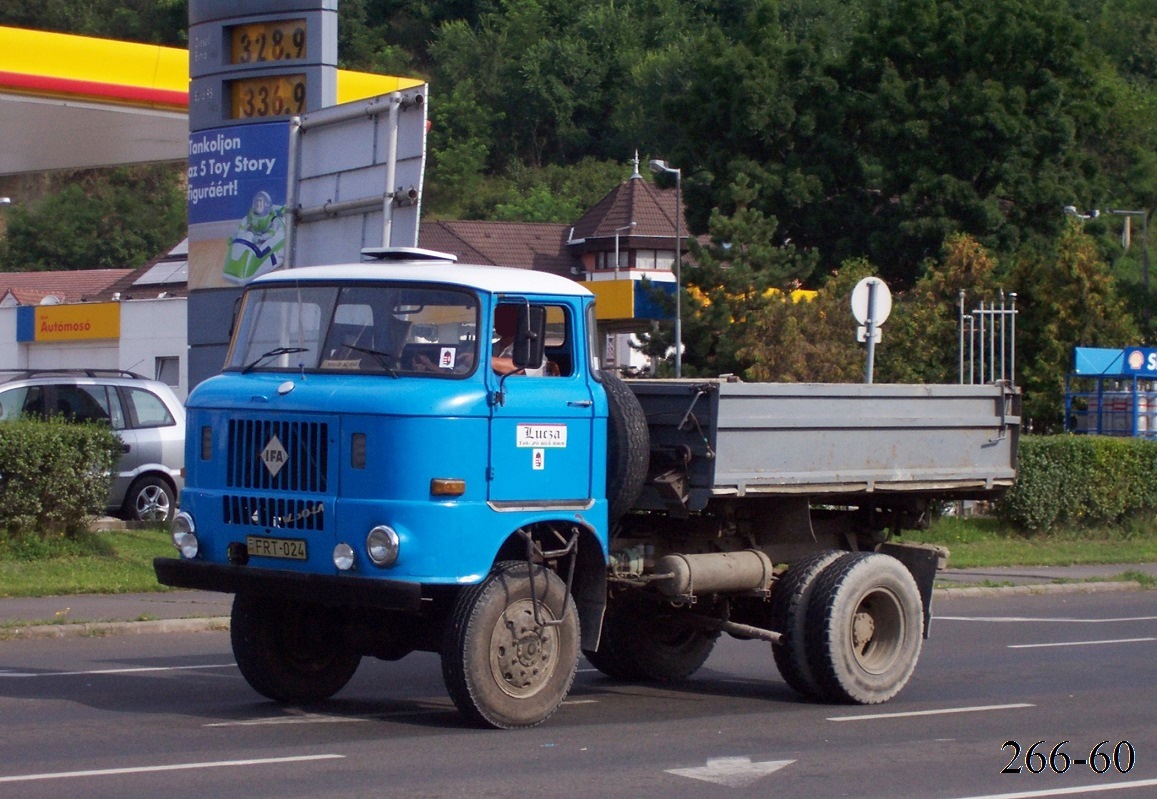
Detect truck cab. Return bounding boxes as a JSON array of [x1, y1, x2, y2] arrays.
[[158, 253, 618, 727]]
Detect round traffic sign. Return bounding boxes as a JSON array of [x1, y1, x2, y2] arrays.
[[851, 277, 892, 325]]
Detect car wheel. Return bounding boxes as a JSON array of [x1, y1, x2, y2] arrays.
[[123, 475, 175, 524]]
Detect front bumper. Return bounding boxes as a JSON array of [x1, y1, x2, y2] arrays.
[[154, 557, 425, 613]]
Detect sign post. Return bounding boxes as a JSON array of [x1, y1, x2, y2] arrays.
[[851, 277, 892, 384]]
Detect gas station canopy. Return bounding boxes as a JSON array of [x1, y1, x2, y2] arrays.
[[0, 26, 420, 176]]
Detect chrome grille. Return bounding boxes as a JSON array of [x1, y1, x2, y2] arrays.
[[226, 419, 329, 493], [222, 495, 326, 530]]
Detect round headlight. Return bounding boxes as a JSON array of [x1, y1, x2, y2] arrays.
[[366, 525, 400, 567], [333, 543, 355, 571], [171, 512, 198, 559]]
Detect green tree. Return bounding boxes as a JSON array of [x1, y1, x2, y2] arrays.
[[876, 233, 1005, 384], [0, 1, 187, 45], [676, 172, 818, 377], [738, 259, 870, 383], [1012, 219, 1139, 430], [0, 166, 185, 271]]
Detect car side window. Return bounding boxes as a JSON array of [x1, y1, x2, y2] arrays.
[[55, 384, 114, 425], [124, 387, 176, 429], [0, 387, 29, 420], [20, 386, 48, 419]]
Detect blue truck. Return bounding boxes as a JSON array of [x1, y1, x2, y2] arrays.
[[155, 249, 1020, 728]]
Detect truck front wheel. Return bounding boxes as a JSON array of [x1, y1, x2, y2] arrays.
[[231, 593, 361, 704], [804, 553, 924, 704], [441, 562, 579, 729]]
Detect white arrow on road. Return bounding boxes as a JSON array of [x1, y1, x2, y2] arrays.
[[665, 756, 795, 787]]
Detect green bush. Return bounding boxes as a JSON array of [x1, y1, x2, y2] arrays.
[[998, 435, 1157, 531], [0, 418, 121, 539]]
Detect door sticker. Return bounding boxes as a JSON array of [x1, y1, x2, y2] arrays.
[[533, 448, 545, 470], [515, 423, 567, 448]]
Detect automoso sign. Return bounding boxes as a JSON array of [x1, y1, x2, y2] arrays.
[[16, 302, 121, 342]]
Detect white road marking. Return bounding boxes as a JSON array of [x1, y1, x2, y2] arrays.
[[940, 777, 1157, 799], [937, 615, 1157, 623], [204, 714, 368, 727], [0, 664, 235, 678], [0, 754, 344, 784], [666, 757, 795, 787], [1008, 637, 1155, 649], [828, 703, 1034, 722]]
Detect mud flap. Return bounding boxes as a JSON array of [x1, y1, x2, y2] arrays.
[[878, 542, 946, 639]]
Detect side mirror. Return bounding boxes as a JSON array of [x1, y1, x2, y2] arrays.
[[512, 305, 546, 370]]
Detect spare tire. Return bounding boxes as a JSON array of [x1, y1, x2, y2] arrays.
[[600, 371, 649, 523]]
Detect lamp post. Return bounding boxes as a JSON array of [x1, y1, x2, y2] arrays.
[[1109, 208, 1150, 322], [1065, 205, 1151, 325], [613, 221, 636, 279], [649, 159, 682, 377]]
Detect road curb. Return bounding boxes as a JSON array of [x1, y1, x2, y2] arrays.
[[935, 580, 1145, 598], [0, 616, 230, 641]]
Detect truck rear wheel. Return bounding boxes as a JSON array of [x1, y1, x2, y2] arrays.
[[804, 552, 924, 704], [601, 371, 649, 523], [441, 562, 579, 729], [586, 599, 718, 683], [230, 593, 361, 704], [770, 549, 845, 699]]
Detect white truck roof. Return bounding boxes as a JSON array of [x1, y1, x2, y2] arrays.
[[252, 260, 593, 298]]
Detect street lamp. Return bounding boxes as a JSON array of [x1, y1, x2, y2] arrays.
[[1065, 204, 1151, 324], [1108, 208, 1150, 317], [649, 158, 682, 377], [613, 221, 636, 279]]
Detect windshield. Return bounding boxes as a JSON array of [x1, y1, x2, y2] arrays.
[[225, 282, 479, 377]]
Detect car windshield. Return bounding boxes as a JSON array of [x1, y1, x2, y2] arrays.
[[224, 282, 480, 377]]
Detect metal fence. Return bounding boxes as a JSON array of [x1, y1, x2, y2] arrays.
[[959, 290, 1017, 385]]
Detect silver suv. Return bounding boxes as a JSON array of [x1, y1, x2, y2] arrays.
[[0, 370, 185, 523]]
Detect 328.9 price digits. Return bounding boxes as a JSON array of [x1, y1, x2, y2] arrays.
[[1002, 740, 1135, 775]]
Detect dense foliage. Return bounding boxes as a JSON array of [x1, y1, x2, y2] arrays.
[[0, 166, 186, 271], [1, 1, 1154, 427], [998, 434, 1157, 530], [0, 419, 121, 538]]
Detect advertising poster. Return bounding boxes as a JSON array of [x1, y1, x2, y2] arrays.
[[187, 121, 291, 290]]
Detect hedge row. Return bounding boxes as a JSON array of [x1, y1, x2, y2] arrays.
[[998, 435, 1157, 531], [0, 418, 122, 538]]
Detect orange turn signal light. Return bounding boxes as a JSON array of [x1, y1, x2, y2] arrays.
[[430, 478, 467, 497]]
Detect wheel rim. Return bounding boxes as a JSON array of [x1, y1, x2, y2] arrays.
[[489, 598, 559, 699], [848, 587, 904, 674], [135, 484, 170, 522]]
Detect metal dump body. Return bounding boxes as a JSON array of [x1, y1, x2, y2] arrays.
[[627, 379, 1020, 511]]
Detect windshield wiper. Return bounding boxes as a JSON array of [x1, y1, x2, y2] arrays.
[[242, 346, 308, 374], [344, 343, 399, 377]]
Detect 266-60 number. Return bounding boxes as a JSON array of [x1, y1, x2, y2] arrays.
[[1002, 740, 1135, 775]]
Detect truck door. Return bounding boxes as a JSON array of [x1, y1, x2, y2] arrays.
[[488, 301, 595, 507]]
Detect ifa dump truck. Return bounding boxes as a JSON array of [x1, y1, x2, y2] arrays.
[[155, 249, 1020, 729]]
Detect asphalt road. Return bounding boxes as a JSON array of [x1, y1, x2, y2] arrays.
[[0, 590, 1153, 799]]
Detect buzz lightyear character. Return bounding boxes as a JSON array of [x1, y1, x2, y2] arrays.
[[223, 191, 287, 283]]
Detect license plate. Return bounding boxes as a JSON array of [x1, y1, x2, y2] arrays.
[[246, 536, 307, 560]]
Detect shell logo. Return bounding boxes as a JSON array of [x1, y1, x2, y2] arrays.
[[1128, 350, 1146, 370]]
